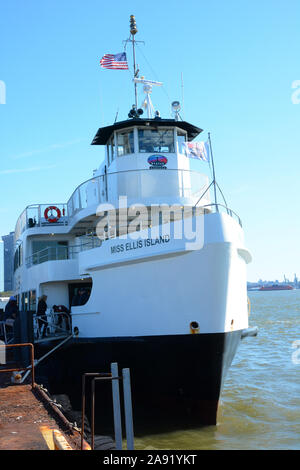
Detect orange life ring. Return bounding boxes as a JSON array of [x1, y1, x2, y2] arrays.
[[44, 206, 61, 223]]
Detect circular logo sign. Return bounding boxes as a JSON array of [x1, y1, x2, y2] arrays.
[[147, 155, 168, 167]]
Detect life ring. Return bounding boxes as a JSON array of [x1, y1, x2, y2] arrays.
[[44, 206, 61, 223]]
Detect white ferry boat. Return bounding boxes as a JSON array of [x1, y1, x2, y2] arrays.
[[12, 17, 253, 426]]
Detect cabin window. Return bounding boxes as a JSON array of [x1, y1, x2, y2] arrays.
[[138, 129, 174, 153], [177, 130, 187, 154], [21, 292, 30, 312], [14, 243, 23, 271], [117, 130, 134, 156], [31, 240, 68, 264]]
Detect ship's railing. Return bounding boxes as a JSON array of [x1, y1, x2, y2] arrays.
[[25, 237, 102, 268], [15, 203, 68, 241], [16, 169, 243, 239], [67, 174, 106, 219], [66, 169, 211, 219], [194, 179, 242, 227], [33, 311, 72, 342], [16, 170, 210, 239], [202, 204, 242, 227]]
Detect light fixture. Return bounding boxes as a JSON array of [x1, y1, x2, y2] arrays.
[[172, 100, 180, 110], [172, 101, 181, 121]]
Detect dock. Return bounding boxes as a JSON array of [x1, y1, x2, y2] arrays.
[[0, 380, 91, 450], [0, 342, 125, 451]]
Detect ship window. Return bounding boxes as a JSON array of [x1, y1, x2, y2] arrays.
[[14, 243, 23, 272], [22, 292, 30, 312], [107, 142, 112, 165], [177, 130, 187, 154], [117, 130, 134, 156], [31, 240, 68, 264], [138, 129, 174, 153], [107, 135, 116, 165], [29, 290, 36, 311]]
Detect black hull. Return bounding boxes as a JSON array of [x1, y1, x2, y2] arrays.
[[35, 331, 242, 432]]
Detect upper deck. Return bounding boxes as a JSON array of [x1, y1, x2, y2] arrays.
[[14, 169, 212, 240], [14, 116, 242, 242]]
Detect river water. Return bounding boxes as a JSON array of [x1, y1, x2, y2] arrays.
[[134, 290, 300, 450]]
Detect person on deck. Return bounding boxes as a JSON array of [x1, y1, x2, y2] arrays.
[[71, 288, 90, 307], [4, 296, 18, 321], [37, 295, 48, 337]]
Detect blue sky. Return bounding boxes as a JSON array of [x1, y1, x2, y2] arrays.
[[0, 0, 299, 285]]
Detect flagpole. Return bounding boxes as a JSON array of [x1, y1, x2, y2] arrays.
[[208, 132, 218, 211]]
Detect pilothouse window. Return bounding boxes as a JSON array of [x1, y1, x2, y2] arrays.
[[117, 130, 134, 156], [177, 130, 187, 154], [138, 129, 174, 153], [107, 135, 116, 165]]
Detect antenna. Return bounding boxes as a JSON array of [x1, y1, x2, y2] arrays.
[[181, 72, 185, 120]]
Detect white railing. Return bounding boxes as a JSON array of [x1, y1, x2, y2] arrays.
[[33, 310, 72, 342], [15, 203, 68, 241], [26, 237, 102, 268], [16, 169, 243, 237], [66, 169, 211, 219]]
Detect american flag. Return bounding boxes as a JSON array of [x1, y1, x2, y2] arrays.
[[100, 52, 129, 70]]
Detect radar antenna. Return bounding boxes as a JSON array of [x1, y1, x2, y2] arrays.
[[133, 78, 163, 118]]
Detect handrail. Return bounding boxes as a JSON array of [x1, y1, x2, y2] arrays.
[[66, 168, 206, 208], [202, 203, 242, 227], [16, 169, 238, 239], [16, 169, 210, 237], [33, 311, 72, 341], [26, 238, 102, 268]]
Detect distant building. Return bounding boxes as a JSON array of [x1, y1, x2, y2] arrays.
[[2, 232, 14, 292]]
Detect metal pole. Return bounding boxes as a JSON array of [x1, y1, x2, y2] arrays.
[[208, 132, 218, 212], [80, 372, 112, 450], [91, 378, 95, 450], [122, 368, 134, 450], [30, 343, 35, 388], [111, 362, 123, 450], [129, 15, 138, 107], [132, 37, 138, 108], [81, 374, 86, 450]]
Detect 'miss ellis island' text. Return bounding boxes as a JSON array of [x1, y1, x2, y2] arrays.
[[110, 235, 170, 254]]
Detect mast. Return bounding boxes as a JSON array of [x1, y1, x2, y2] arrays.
[[125, 16, 161, 118], [129, 15, 138, 108]]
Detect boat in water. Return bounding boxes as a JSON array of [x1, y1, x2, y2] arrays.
[[12, 17, 254, 427], [259, 285, 294, 291]]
